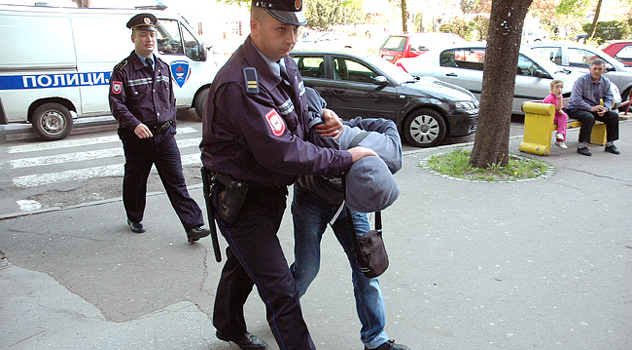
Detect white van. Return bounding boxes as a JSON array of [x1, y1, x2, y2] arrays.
[[0, 4, 223, 140]]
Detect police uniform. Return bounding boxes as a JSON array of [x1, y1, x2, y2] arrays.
[[109, 14, 205, 238], [199, 4, 353, 349]]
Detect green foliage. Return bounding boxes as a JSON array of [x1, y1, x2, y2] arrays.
[[581, 20, 631, 44], [555, 0, 592, 18], [423, 149, 551, 182], [304, 0, 364, 31], [439, 15, 489, 41], [440, 18, 475, 41]]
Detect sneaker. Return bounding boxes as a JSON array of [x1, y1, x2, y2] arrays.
[[555, 141, 568, 149], [556, 133, 564, 141], [365, 340, 410, 350]]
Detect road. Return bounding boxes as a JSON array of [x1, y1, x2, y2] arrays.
[[0, 109, 508, 220]]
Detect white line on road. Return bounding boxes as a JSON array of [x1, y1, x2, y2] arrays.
[[7, 127, 199, 154], [12, 146, 203, 188], [5, 138, 201, 169]]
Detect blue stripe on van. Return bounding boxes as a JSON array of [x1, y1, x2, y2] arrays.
[[0, 72, 112, 90]]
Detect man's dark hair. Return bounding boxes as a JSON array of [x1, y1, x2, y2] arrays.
[[591, 58, 606, 67]]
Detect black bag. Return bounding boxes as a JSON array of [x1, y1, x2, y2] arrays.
[[346, 209, 389, 278], [342, 130, 389, 278]]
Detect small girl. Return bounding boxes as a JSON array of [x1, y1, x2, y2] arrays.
[[543, 79, 568, 148]]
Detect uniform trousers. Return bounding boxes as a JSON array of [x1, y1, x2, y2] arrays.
[[212, 185, 316, 350], [119, 126, 203, 231], [566, 109, 619, 143]]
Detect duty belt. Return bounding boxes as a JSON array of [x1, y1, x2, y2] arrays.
[[153, 120, 173, 133]]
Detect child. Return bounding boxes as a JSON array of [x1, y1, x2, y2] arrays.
[[543, 79, 568, 148]]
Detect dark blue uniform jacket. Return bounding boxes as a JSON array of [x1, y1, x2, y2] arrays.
[[200, 37, 352, 187], [109, 51, 177, 131]]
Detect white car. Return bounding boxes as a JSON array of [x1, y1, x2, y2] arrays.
[[396, 43, 620, 114], [525, 41, 632, 104]]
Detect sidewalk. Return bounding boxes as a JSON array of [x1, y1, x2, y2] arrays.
[[1, 121, 631, 350]]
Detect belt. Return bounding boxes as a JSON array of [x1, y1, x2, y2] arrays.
[[152, 120, 174, 134]]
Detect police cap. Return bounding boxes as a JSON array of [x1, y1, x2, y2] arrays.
[[252, 0, 306, 26], [126, 13, 157, 31]]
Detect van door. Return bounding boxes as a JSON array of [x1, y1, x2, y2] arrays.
[[154, 17, 218, 113]]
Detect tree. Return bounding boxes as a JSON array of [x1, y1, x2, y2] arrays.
[[587, 0, 603, 39], [401, 0, 408, 32], [304, 0, 364, 30], [73, 0, 91, 7], [469, 0, 533, 168]]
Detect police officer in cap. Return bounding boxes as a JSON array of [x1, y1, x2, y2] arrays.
[[109, 13, 211, 243], [200, 0, 376, 349]]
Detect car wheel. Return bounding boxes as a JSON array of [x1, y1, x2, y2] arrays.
[[619, 87, 631, 111], [193, 86, 210, 120], [403, 108, 447, 147], [31, 102, 73, 141]]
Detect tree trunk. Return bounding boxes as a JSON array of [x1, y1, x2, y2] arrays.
[[588, 0, 603, 40], [401, 0, 408, 33], [470, 0, 533, 168]]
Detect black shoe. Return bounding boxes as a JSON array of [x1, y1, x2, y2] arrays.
[[577, 147, 592, 156], [605, 145, 620, 154], [187, 225, 211, 243], [127, 219, 145, 233], [366, 340, 410, 350], [216, 331, 267, 349]]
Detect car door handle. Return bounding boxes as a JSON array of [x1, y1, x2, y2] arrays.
[[333, 89, 345, 94], [445, 73, 458, 77]]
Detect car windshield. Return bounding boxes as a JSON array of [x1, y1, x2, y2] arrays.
[[362, 54, 416, 84]]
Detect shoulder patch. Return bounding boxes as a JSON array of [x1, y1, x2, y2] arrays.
[[115, 60, 128, 70], [243, 67, 259, 94]]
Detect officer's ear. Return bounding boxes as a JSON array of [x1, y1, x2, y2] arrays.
[[131, 33, 136, 44]]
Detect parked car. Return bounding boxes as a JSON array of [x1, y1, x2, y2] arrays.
[[395, 43, 586, 114], [378, 32, 467, 64], [290, 50, 479, 147], [521, 27, 548, 43], [598, 40, 632, 66], [525, 42, 629, 105]]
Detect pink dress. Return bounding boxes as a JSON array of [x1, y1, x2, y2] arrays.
[[543, 93, 567, 141]]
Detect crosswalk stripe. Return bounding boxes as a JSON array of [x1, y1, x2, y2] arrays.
[[5, 138, 201, 169], [12, 143, 203, 188], [7, 127, 199, 154]]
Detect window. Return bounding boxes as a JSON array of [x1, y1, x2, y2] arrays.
[[615, 45, 632, 62], [182, 25, 201, 60], [568, 48, 599, 67], [380, 36, 407, 52], [333, 57, 378, 83], [517, 54, 541, 76], [450, 48, 485, 70], [531, 47, 562, 65], [156, 19, 184, 55], [294, 56, 325, 78]]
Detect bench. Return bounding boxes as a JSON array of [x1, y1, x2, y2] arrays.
[[519, 102, 607, 156]]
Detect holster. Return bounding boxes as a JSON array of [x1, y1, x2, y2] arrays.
[[214, 172, 249, 224]]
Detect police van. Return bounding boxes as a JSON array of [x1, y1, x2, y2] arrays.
[[0, 4, 223, 140]]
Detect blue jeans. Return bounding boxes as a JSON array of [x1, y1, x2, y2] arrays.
[[290, 186, 389, 349]]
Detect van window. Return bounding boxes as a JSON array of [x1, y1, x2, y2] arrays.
[[157, 19, 184, 55], [181, 25, 201, 61]]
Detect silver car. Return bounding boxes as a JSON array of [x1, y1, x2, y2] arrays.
[[396, 43, 584, 115], [525, 41, 632, 103]]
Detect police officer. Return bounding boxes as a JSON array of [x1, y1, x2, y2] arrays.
[[109, 13, 211, 243], [199, 1, 376, 349]]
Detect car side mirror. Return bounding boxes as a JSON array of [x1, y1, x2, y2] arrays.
[[374, 75, 388, 85], [534, 69, 551, 79], [605, 63, 615, 72]]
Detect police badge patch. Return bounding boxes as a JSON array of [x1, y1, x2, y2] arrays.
[[265, 109, 286, 137], [170, 60, 191, 88], [112, 81, 122, 94]]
